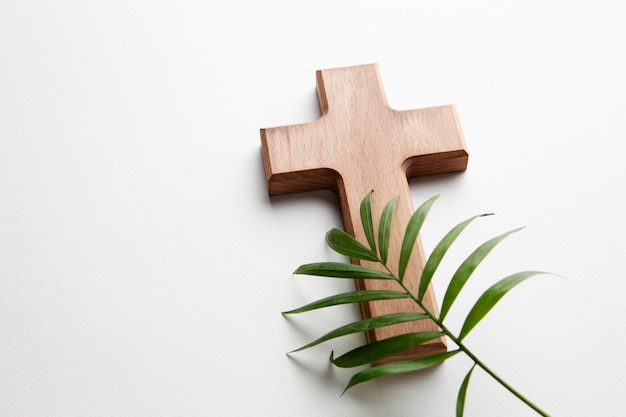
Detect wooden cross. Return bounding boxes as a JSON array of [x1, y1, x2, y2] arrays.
[[261, 64, 468, 363]]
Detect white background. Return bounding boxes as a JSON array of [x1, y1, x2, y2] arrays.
[[1, 1, 624, 416]]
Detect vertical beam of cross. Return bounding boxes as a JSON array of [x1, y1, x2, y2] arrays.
[[261, 64, 468, 363]]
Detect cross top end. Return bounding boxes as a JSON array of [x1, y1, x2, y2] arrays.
[[315, 64, 388, 116]]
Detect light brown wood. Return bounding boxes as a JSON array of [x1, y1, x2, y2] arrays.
[[261, 63, 468, 363]]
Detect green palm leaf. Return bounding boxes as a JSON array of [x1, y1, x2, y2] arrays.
[[360, 190, 377, 253], [342, 350, 460, 393], [457, 364, 476, 417], [294, 262, 394, 279], [290, 313, 429, 352], [326, 228, 379, 262], [398, 195, 439, 281], [439, 227, 524, 321], [378, 196, 398, 264], [331, 331, 444, 368], [419, 214, 489, 302], [285, 192, 553, 415], [458, 271, 545, 341], [282, 290, 410, 314]]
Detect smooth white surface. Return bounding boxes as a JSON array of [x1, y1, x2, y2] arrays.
[[1, 1, 624, 416]]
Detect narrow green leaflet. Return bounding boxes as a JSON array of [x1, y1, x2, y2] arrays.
[[439, 227, 524, 321], [419, 214, 487, 302], [378, 196, 398, 264], [290, 313, 429, 352], [282, 290, 409, 314], [458, 271, 544, 341], [457, 364, 476, 417], [360, 191, 377, 253], [331, 331, 444, 368], [342, 350, 460, 393], [326, 228, 379, 262], [398, 195, 439, 281], [294, 262, 394, 279]]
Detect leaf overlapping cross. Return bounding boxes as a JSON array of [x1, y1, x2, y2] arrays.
[[284, 192, 551, 416]]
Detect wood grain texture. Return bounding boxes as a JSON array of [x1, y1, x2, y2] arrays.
[[261, 64, 468, 363]]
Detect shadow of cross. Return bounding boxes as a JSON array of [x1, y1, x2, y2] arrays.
[[261, 63, 468, 364]]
